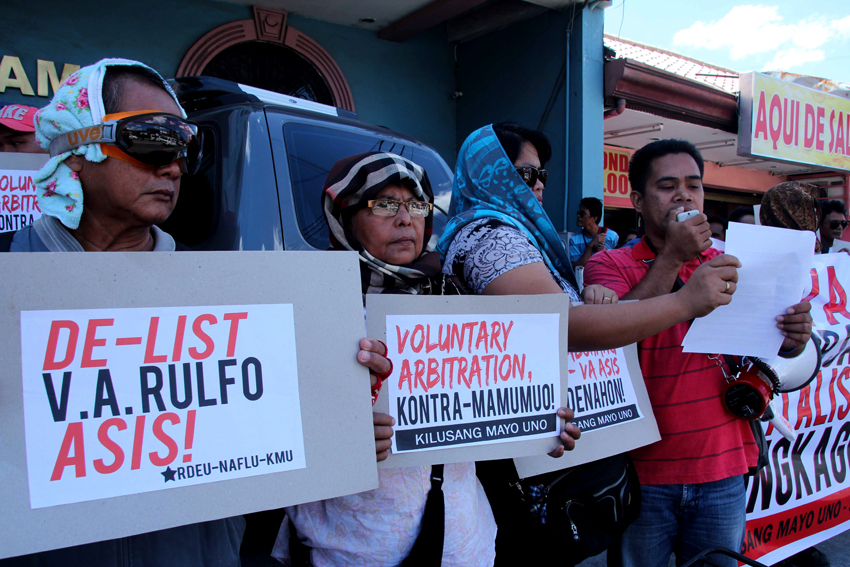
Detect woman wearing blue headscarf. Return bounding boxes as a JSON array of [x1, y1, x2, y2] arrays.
[[438, 123, 742, 565], [438, 123, 738, 350]]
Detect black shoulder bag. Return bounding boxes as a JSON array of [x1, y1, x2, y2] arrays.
[[478, 455, 641, 566]]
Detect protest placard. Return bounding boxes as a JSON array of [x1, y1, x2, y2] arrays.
[[0, 251, 377, 558], [514, 343, 660, 478], [741, 253, 850, 564], [366, 294, 571, 467], [0, 152, 47, 233], [21, 303, 305, 508]]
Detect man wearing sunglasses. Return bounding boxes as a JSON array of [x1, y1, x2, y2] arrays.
[[5, 68, 200, 254], [0, 61, 245, 567], [569, 197, 618, 269], [819, 199, 848, 254]]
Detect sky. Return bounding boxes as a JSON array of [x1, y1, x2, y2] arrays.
[[603, 1, 850, 85]]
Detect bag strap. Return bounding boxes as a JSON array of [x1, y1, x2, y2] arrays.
[[721, 354, 741, 375], [441, 273, 472, 296], [288, 515, 313, 567], [402, 464, 445, 566]]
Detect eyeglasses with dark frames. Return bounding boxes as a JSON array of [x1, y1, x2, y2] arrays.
[[830, 220, 849, 230], [515, 166, 548, 188], [366, 199, 433, 218]]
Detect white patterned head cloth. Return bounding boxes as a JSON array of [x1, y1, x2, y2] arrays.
[[33, 58, 185, 229]]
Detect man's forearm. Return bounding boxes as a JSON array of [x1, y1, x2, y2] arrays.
[[621, 252, 685, 301]]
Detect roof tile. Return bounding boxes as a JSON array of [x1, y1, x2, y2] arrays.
[[605, 35, 739, 94]]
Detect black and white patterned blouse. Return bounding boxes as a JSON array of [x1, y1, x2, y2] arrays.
[[443, 218, 581, 301]]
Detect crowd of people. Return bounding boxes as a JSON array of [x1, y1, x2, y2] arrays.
[[1, 57, 837, 567]]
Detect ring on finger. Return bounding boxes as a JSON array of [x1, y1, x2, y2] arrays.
[[603, 296, 612, 303], [725, 281, 730, 293]]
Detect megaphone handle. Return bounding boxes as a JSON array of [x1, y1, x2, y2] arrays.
[[766, 402, 796, 442]]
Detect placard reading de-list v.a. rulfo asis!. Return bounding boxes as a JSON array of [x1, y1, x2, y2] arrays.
[[19, 304, 304, 508], [367, 294, 572, 467], [0, 251, 378, 559]]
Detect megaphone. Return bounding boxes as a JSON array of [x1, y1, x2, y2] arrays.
[[722, 338, 821, 440]]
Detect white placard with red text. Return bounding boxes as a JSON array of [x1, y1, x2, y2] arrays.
[[0, 169, 41, 232], [20, 304, 304, 508], [567, 348, 644, 432], [742, 253, 850, 564], [367, 294, 571, 467], [514, 342, 660, 479], [386, 313, 561, 454], [0, 251, 377, 559], [0, 153, 48, 234]]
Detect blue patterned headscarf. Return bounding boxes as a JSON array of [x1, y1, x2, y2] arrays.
[[437, 124, 578, 290]]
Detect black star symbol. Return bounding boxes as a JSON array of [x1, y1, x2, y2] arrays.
[[161, 466, 176, 482]]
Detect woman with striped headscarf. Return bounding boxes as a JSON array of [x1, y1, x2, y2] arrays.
[[274, 152, 566, 566], [322, 151, 443, 296]]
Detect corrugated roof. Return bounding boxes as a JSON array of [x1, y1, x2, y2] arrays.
[[604, 35, 739, 95]]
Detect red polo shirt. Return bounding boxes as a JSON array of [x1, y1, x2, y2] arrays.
[[584, 237, 757, 485]]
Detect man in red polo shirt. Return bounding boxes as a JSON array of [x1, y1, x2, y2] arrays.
[[585, 139, 813, 567]]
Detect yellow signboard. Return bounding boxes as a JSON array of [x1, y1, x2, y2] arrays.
[[603, 147, 633, 209], [739, 72, 850, 172]]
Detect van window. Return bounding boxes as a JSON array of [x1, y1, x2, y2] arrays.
[[283, 123, 451, 251]]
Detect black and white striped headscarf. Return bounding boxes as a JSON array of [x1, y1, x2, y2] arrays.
[[323, 152, 440, 295]]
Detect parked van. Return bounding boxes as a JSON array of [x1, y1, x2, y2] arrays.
[[164, 77, 453, 251]]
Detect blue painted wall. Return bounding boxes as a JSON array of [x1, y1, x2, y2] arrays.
[[455, 8, 604, 232], [0, 0, 457, 164], [287, 16, 457, 164]]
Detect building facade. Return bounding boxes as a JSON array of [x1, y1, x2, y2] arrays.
[[0, 0, 610, 233]]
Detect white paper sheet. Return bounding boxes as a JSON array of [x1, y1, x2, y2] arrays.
[[830, 239, 850, 253], [682, 222, 814, 358]]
